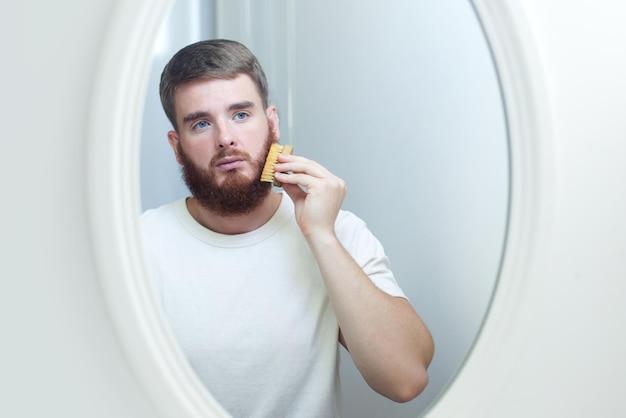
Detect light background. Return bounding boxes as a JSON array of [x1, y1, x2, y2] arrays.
[[4, 1, 626, 417]]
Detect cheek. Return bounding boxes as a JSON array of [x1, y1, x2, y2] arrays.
[[178, 140, 215, 167]]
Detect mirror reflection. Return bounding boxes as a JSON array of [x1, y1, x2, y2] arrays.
[[140, 1, 509, 417]]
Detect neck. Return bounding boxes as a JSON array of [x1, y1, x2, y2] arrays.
[[186, 191, 282, 235]]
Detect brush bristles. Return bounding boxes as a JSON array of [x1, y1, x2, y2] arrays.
[[260, 143, 293, 186]]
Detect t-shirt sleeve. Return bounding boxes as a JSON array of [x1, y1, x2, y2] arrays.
[[335, 210, 407, 299]]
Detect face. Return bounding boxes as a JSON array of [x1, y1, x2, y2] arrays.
[[167, 74, 280, 215]]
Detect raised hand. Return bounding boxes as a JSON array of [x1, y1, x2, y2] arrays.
[[273, 154, 346, 240]]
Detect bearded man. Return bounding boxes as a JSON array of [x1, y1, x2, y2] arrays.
[[140, 39, 434, 418]]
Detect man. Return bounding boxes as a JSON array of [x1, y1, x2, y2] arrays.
[[141, 39, 434, 417]]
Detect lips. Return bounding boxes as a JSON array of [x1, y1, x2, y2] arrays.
[[216, 155, 245, 171]]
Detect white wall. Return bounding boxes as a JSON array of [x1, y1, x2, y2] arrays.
[[4, 1, 626, 417], [3, 2, 164, 417]]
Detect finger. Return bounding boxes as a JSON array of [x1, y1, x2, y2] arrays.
[[274, 171, 315, 189], [275, 155, 332, 179]]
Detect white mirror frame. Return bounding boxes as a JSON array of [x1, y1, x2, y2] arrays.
[[87, 0, 550, 416]]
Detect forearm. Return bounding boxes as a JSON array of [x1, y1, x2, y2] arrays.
[[275, 155, 434, 399], [306, 232, 434, 402]]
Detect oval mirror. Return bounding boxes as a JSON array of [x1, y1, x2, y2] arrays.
[[139, 0, 509, 416]]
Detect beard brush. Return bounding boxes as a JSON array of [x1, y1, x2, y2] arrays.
[[260, 143, 293, 187]]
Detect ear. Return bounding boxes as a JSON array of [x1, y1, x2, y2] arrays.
[[167, 130, 183, 165], [266, 105, 280, 142]]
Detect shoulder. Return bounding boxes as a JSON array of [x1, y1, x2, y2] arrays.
[[335, 209, 406, 297], [335, 209, 368, 240], [140, 199, 184, 234], [334, 209, 384, 257]]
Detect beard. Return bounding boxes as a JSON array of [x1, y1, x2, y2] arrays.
[[178, 130, 276, 217]]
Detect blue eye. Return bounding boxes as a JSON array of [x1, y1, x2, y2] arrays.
[[234, 112, 248, 121], [194, 120, 209, 130]]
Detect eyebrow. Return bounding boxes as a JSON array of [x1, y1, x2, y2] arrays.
[[182, 101, 256, 124], [229, 100, 255, 111]]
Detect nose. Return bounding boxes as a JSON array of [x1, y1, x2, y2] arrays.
[[215, 122, 236, 148]]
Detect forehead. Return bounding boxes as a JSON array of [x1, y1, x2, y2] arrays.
[[173, 74, 262, 114]]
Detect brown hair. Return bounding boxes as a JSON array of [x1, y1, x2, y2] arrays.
[[159, 39, 269, 130]]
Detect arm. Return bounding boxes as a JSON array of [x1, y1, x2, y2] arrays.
[[274, 155, 434, 402]]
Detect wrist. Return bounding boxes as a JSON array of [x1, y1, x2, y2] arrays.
[[304, 229, 340, 251]]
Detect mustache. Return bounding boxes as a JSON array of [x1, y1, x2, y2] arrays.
[[210, 149, 251, 167]]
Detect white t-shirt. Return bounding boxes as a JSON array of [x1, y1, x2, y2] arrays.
[[140, 193, 405, 418]]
